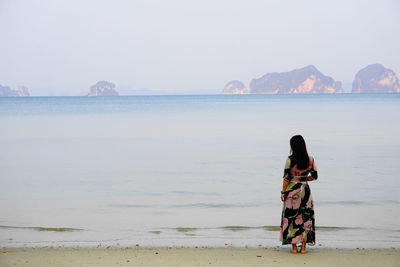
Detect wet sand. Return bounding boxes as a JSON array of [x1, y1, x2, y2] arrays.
[[0, 247, 399, 267]]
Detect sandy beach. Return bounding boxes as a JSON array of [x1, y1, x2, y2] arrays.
[[0, 247, 399, 267]]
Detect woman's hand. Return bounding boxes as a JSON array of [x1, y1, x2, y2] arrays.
[[280, 191, 285, 202]]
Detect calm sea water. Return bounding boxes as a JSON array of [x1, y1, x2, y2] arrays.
[[0, 94, 399, 248]]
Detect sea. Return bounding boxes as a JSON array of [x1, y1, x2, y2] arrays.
[[0, 94, 399, 249]]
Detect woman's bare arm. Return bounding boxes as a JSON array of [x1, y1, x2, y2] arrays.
[[282, 157, 291, 189], [282, 179, 289, 191], [306, 157, 318, 181], [281, 157, 291, 201], [280, 179, 289, 201]]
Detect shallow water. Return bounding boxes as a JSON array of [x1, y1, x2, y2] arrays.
[[0, 94, 399, 248]]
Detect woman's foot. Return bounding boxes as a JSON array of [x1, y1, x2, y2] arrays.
[[291, 244, 298, 253], [300, 241, 307, 254]]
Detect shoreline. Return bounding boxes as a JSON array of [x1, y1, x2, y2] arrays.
[[1, 247, 399, 267], [2, 223, 399, 249]]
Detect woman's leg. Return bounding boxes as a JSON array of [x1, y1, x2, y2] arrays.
[[291, 244, 298, 253], [300, 241, 307, 253]]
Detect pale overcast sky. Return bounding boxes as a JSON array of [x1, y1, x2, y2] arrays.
[[0, 0, 399, 95]]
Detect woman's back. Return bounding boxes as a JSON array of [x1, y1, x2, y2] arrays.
[[284, 155, 318, 183]]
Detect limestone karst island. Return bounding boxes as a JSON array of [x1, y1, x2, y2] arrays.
[[86, 81, 119, 96], [0, 85, 30, 97]]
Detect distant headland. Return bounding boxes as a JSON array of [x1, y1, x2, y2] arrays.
[[1, 63, 399, 97]]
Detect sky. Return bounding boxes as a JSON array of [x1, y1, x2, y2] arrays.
[[0, 0, 399, 95]]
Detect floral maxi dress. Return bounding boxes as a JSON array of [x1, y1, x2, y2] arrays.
[[280, 156, 318, 246]]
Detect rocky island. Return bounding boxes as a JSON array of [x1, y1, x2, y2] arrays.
[[87, 81, 119, 96], [222, 65, 343, 94], [222, 80, 249, 94], [352, 64, 400, 93], [0, 85, 30, 97], [250, 65, 343, 94]]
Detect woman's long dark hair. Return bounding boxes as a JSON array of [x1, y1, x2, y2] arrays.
[[290, 135, 310, 169]]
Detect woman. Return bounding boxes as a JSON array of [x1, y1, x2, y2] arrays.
[[280, 135, 318, 254]]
